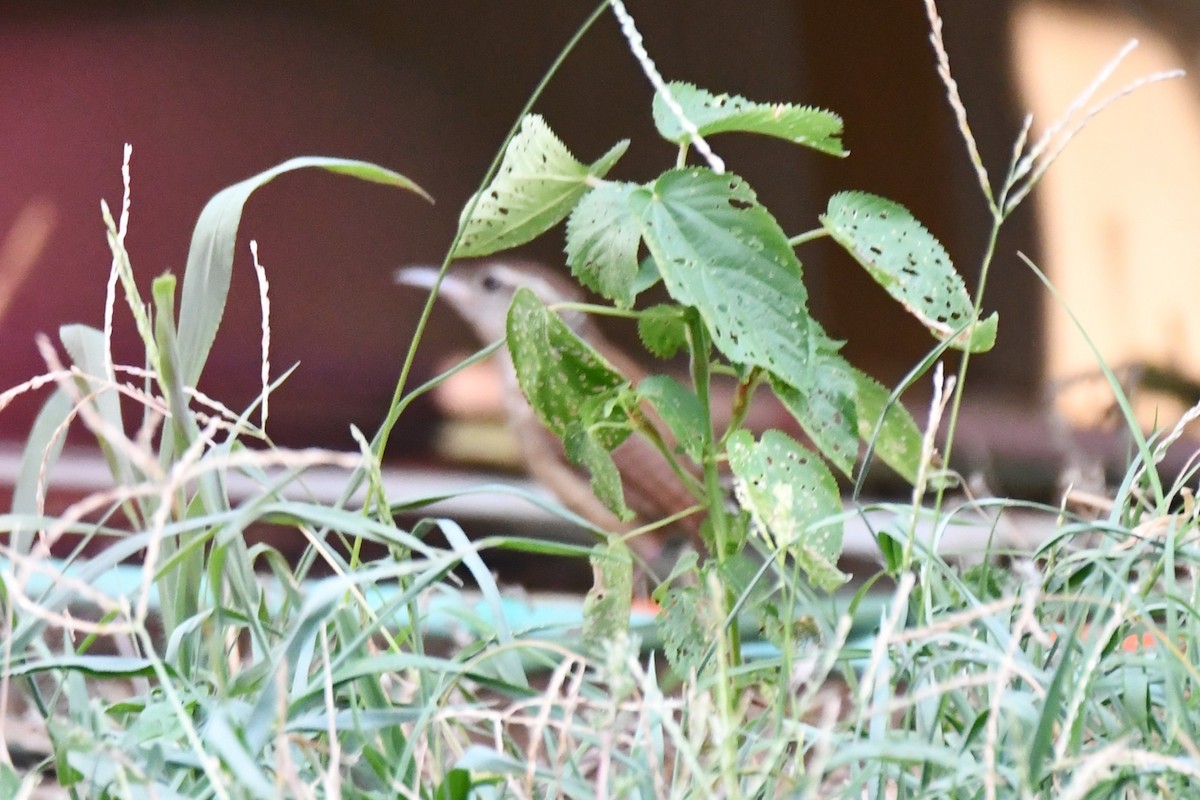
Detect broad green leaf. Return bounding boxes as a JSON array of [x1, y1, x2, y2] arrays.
[[178, 157, 428, 386], [726, 430, 846, 591], [770, 355, 859, 478], [821, 191, 997, 353], [505, 288, 631, 449], [633, 168, 834, 388], [565, 423, 634, 521], [455, 114, 629, 258], [632, 253, 664, 295], [582, 541, 634, 650], [565, 181, 642, 308], [638, 374, 708, 460], [653, 82, 846, 157], [636, 303, 688, 359], [850, 366, 924, 484], [771, 354, 925, 485]]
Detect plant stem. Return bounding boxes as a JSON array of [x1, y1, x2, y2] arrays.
[[685, 312, 742, 668], [372, 0, 610, 464], [788, 228, 829, 248], [936, 210, 1001, 511]]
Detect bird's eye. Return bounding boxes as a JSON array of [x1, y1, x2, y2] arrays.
[[481, 274, 502, 292]]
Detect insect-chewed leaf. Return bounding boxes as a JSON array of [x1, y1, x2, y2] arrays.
[[726, 430, 847, 591], [565, 181, 642, 308], [850, 366, 924, 485], [632, 168, 832, 389], [821, 191, 997, 353], [454, 114, 628, 258], [505, 288, 631, 449], [653, 82, 846, 157], [772, 354, 925, 485], [582, 541, 635, 650], [638, 374, 708, 461], [770, 355, 859, 478]]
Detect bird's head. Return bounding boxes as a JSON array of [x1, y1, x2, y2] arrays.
[[395, 260, 588, 343]]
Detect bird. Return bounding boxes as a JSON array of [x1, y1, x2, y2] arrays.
[[395, 259, 706, 577]]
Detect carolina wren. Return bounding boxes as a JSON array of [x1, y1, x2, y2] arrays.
[[396, 260, 705, 573]]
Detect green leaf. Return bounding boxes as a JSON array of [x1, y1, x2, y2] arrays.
[[638, 374, 708, 460], [0, 764, 37, 800], [770, 356, 859, 478], [821, 191, 997, 353], [850, 366, 924, 484], [1029, 621, 1082, 787], [565, 423, 634, 521], [505, 288, 631, 449], [582, 541, 634, 650], [178, 156, 428, 386], [652, 552, 713, 675], [633, 168, 833, 388], [59, 324, 134, 489], [455, 114, 629, 258], [636, 303, 688, 359], [10, 389, 71, 544], [653, 81, 846, 157], [565, 181, 643, 308], [726, 430, 847, 591], [770, 355, 925, 485], [436, 769, 473, 800], [633, 254, 664, 295]]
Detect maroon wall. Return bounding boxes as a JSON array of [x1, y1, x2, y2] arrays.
[[0, 1, 1034, 456]]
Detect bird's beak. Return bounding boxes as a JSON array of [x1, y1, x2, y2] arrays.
[[394, 265, 442, 290], [394, 264, 471, 306]]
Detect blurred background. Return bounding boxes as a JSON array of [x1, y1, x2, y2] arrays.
[[1, 0, 1197, 511]]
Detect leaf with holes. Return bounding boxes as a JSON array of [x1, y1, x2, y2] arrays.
[[850, 365, 924, 484], [821, 191, 997, 353], [653, 82, 846, 157], [454, 115, 629, 258], [771, 354, 925, 484], [506, 288, 632, 450], [632, 168, 834, 390], [770, 354, 859, 478], [726, 430, 846, 591], [582, 541, 634, 649], [565, 181, 642, 308]]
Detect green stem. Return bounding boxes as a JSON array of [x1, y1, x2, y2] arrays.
[[623, 409, 707, 498], [676, 142, 690, 169], [788, 228, 830, 248], [685, 312, 742, 669], [717, 367, 764, 448], [552, 301, 642, 320], [349, 0, 609, 715], [372, 0, 610, 465], [936, 210, 1001, 505]]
